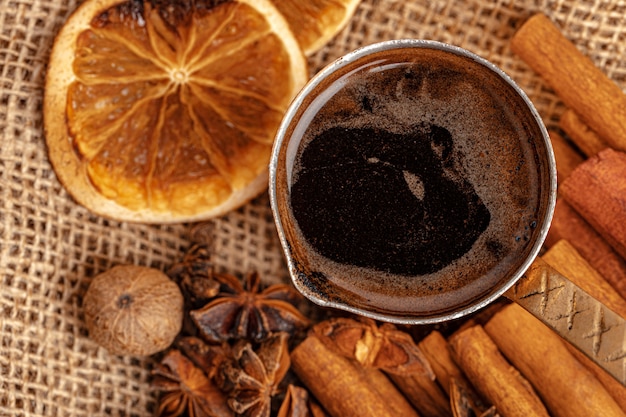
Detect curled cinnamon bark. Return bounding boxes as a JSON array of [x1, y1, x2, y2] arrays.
[[389, 371, 450, 417], [559, 109, 607, 157], [485, 303, 626, 417], [561, 148, 626, 261], [290, 334, 420, 417], [511, 13, 626, 152], [545, 199, 626, 299], [449, 325, 549, 417], [542, 241, 626, 410], [543, 240, 626, 319], [548, 130, 584, 183], [419, 331, 488, 414]]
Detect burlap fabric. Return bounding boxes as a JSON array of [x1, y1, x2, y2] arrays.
[[1, 0, 625, 415]]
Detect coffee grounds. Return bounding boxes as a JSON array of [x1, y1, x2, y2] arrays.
[[290, 123, 491, 276]]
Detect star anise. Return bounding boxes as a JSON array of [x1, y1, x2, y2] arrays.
[[277, 385, 328, 417], [152, 349, 233, 417], [177, 336, 228, 381], [168, 243, 241, 309], [221, 332, 291, 417], [190, 272, 310, 343], [313, 316, 434, 377]]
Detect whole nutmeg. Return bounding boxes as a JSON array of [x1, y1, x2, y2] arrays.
[[83, 265, 184, 356]]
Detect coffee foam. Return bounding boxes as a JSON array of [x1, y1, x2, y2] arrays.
[[284, 47, 546, 315]]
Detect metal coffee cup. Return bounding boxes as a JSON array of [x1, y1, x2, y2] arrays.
[[269, 39, 626, 384]]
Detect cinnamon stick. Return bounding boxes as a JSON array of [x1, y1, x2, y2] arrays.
[[545, 199, 626, 299], [548, 129, 584, 182], [542, 240, 626, 411], [419, 330, 488, 414], [543, 239, 626, 318], [565, 343, 626, 413], [449, 325, 550, 417], [561, 148, 626, 260], [388, 372, 450, 417], [417, 330, 466, 396], [485, 303, 626, 417], [290, 334, 420, 417], [511, 13, 626, 152], [559, 109, 608, 157], [360, 368, 425, 417]]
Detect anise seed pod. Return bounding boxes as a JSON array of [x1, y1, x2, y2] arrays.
[[221, 333, 291, 417], [190, 272, 310, 343], [152, 349, 233, 417]]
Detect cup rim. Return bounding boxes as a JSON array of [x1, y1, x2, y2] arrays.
[[269, 39, 557, 324]]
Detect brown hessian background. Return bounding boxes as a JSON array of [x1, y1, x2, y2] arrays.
[[1, 0, 626, 415]]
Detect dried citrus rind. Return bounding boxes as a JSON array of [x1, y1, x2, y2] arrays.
[[271, 0, 362, 55], [44, 0, 307, 223]]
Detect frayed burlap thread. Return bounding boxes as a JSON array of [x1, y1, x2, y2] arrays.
[[1, 0, 625, 415]]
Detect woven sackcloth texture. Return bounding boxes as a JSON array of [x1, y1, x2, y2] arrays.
[[1, 0, 626, 415]]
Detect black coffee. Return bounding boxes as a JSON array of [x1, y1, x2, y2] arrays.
[[291, 124, 491, 276], [279, 46, 551, 316]]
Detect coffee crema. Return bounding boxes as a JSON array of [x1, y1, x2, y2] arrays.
[[274, 45, 552, 318]]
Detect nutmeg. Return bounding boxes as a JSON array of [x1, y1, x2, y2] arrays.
[[83, 265, 183, 356]]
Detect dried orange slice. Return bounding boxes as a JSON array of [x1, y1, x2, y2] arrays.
[[271, 0, 362, 55], [44, 0, 308, 223]]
